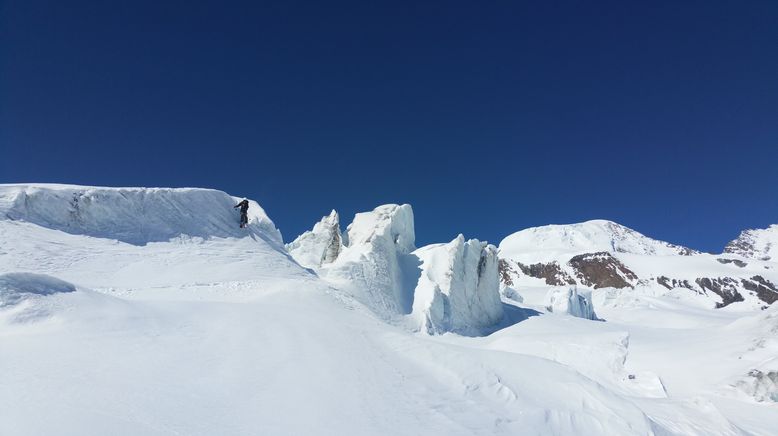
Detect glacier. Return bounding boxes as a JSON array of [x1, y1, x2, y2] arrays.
[[1, 183, 777, 436]]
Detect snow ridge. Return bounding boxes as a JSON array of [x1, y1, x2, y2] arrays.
[[0, 184, 281, 246]]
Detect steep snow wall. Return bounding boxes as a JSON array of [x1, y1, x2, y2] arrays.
[[285, 210, 342, 269], [323, 204, 418, 315], [412, 235, 503, 334], [544, 286, 598, 320], [0, 184, 281, 246]]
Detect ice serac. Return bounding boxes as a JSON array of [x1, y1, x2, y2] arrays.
[[324, 204, 417, 316], [412, 235, 503, 334], [544, 286, 598, 320], [724, 225, 778, 261], [0, 184, 282, 246], [286, 210, 342, 269]]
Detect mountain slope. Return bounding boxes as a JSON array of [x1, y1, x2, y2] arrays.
[[1, 184, 777, 435], [499, 220, 778, 308], [725, 225, 778, 261]]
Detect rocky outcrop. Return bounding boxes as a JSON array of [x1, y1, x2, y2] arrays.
[[412, 235, 503, 334], [286, 210, 343, 269], [724, 225, 778, 261], [695, 277, 745, 308], [717, 258, 748, 268], [517, 261, 576, 286], [568, 252, 638, 289], [741, 276, 778, 305]]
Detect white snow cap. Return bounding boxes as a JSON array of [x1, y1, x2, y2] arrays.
[[412, 235, 503, 334], [499, 219, 696, 261]]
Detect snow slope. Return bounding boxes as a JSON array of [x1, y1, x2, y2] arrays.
[[2, 184, 777, 435], [725, 225, 778, 261], [499, 220, 778, 309]]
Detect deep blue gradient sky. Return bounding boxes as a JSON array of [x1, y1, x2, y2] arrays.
[[2, 1, 777, 252]]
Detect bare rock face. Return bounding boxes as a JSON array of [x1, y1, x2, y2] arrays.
[[695, 277, 745, 308], [516, 261, 576, 286], [656, 276, 697, 292], [567, 252, 638, 289], [717, 258, 748, 268], [741, 276, 778, 305]]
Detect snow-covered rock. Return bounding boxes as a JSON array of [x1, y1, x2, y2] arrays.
[[544, 286, 598, 320], [411, 235, 503, 334], [286, 210, 342, 269], [725, 225, 778, 261], [0, 184, 281, 246], [323, 204, 417, 315]]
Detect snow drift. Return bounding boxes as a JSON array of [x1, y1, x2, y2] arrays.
[[0, 184, 281, 246], [0, 272, 76, 307]]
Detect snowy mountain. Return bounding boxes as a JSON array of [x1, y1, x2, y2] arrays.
[[499, 220, 778, 309], [2, 183, 777, 436], [725, 224, 778, 261]]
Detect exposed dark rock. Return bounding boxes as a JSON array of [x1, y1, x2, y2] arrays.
[[695, 277, 745, 308], [498, 259, 517, 287], [656, 276, 697, 292], [567, 252, 637, 289], [515, 261, 576, 286], [717, 258, 748, 268], [741, 276, 778, 305]]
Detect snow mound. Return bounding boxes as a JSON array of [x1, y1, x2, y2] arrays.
[[500, 219, 697, 260], [0, 272, 76, 307], [544, 286, 598, 320], [286, 210, 342, 269], [323, 204, 417, 315], [0, 184, 281, 246], [725, 224, 778, 261], [411, 235, 503, 334]]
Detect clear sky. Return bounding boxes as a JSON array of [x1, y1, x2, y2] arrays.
[[2, 0, 777, 253]]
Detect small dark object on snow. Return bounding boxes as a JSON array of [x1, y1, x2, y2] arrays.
[[628, 374, 636, 380], [234, 199, 249, 228]]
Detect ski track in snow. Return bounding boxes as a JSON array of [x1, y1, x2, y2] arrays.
[[1, 184, 777, 436]]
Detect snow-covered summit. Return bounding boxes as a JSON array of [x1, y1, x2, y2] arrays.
[[0, 184, 281, 246], [499, 219, 697, 261], [724, 224, 778, 261]]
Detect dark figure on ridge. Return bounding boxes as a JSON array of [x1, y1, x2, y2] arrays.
[[234, 199, 249, 228]]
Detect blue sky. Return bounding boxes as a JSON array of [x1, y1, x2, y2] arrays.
[[1, 0, 777, 252]]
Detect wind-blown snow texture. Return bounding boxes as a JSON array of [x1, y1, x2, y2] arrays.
[[1, 184, 777, 436]]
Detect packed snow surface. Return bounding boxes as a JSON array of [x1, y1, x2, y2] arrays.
[[1, 184, 777, 436]]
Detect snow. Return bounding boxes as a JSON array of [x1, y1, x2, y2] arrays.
[[285, 210, 342, 269], [0, 272, 76, 307], [499, 219, 696, 262], [544, 285, 598, 320], [411, 235, 503, 335], [316, 204, 418, 317], [2, 184, 778, 435], [725, 224, 778, 261]]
